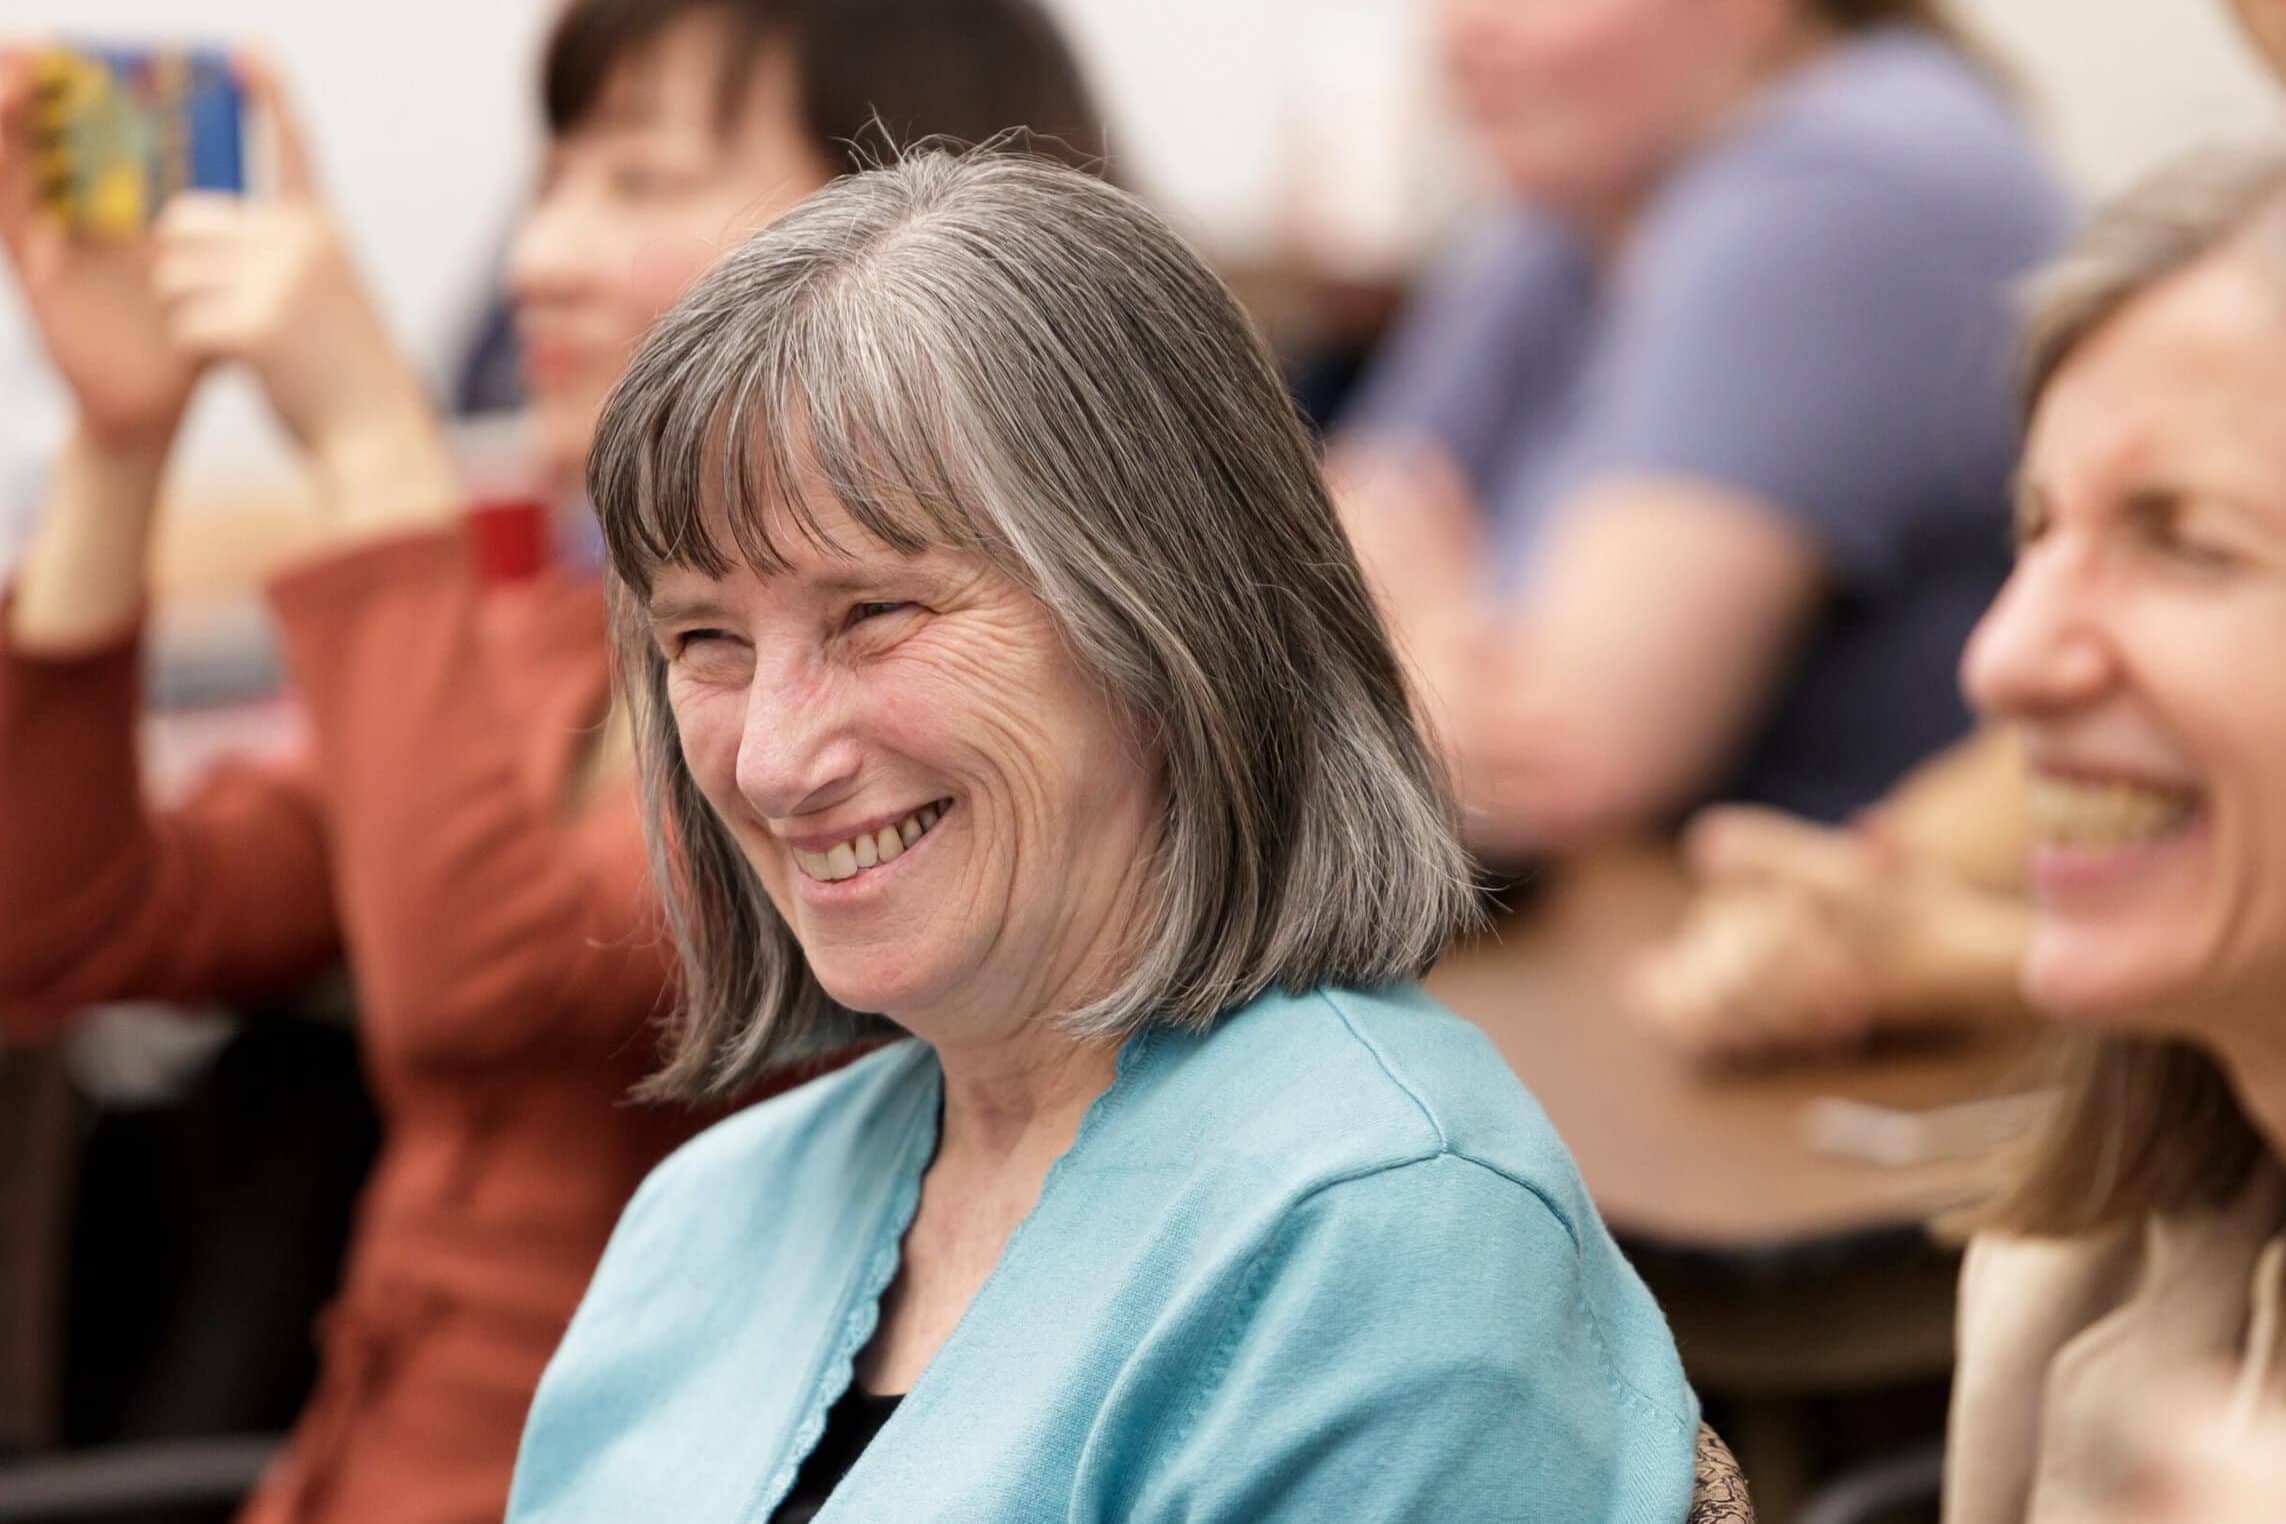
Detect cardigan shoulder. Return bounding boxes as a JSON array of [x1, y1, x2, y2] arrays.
[[1107, 984, 1607, 1249]]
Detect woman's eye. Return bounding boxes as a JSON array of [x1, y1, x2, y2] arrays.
[[846, 601, 914, 628], [669, 629, 734, 657], [2147, 519, 2241, 571], [2172, 539, 2240, 571]]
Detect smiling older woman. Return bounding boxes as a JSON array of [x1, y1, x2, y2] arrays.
[[501, 151, 1699, 1522], [1941, 148, 2286, 1524]]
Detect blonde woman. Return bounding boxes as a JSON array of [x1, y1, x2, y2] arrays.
[[1942, 148, 2286, 1523]]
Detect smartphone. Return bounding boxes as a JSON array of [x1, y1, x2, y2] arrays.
[[33, 46, 245, 237]]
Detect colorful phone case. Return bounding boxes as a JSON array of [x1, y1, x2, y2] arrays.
[[32, 46, 245, 237]]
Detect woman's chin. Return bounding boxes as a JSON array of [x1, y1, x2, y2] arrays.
[[2021, 929, 2208, 1035], [804, 956, 942, 1027]]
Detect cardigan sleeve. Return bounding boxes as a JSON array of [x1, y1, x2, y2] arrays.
[[0, 602, 339, 1038], [263, 528, 673, 1068], [1122, 1152, 1698, 1524]]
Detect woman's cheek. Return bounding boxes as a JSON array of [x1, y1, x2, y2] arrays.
[[667, 681, 748, 800]]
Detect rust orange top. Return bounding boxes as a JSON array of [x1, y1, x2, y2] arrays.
[[0, 527, 800, 1524]]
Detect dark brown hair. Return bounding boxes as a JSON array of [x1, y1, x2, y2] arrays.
[[1971, 148, 2286, 1238], [1808, 0, 1957, 30], [540, 0, 1106, 175], [1807, 0, 1996, 76]]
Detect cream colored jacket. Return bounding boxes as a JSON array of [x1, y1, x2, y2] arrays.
[[1943, 1170, 2286, 1523]]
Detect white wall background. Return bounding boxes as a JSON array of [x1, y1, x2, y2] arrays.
[[5, 0, 2285, 512]]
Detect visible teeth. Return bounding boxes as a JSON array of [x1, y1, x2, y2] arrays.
[[791, 801, 949, 882], [2029, 777, 2197, 850]]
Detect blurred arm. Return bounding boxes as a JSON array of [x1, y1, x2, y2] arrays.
[[7, 430, 168, 652], [265, 532, 672, 1066], [1448, 479, 1826, 854], [0, 516, 340, 1035]]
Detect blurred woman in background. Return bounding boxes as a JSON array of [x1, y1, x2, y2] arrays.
[[1936, 147, 2286, 1524], [0, 3, 1101, 1521], [1337, 0, 2066, 856], [1631, 0, 2286, 1068]]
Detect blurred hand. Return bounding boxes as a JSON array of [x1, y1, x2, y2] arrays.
[[151, 59, 427, 463], [0, 50, 199, 450], [1632, 878, 1878, 1059], [1631, 805, 2030, 1060], [150, 58, 454, 531]]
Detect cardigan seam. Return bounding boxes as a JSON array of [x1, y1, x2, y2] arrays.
[[739, 1060, 935, 1524], [1152, 1145, 1693, 1483], [1313, 987, 1451, 1156]]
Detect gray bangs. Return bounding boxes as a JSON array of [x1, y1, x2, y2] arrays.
[[590, 249, 1002, 601]]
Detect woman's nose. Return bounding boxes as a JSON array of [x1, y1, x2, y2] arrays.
[[732, 672, 864, 824], [1960, 547, 2116, 723], [506, 185, 593, 306]]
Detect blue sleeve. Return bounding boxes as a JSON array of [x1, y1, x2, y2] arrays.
[[1341, 215, 1594, 487], [1557, 152, 2030, 590], [1126, 1154, 1698, 1524]]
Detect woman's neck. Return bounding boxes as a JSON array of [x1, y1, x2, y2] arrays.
[[2216, 1023, 2286, 1177], [1576, 16, 1843, 264], [933, 1024, 1122, 1166]]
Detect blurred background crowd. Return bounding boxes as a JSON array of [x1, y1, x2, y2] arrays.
[[6, 1, 2286, 1522]]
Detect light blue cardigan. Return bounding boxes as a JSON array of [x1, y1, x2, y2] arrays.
[[506, 984, 1699, 1521]]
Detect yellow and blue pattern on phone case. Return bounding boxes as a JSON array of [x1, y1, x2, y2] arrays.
[[32, 47, 242, 238], [32, 49, 155, 237]]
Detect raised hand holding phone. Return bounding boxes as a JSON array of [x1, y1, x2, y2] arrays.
[[0, 47, 198, 452], [151, 56, 457, 533]]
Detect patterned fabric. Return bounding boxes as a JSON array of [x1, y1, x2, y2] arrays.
[[1689, 1425, 1754, 1524]]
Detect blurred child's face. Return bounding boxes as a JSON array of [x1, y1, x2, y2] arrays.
[[509, 15, 833, 488]]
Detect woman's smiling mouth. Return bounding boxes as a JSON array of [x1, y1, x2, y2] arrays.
[[2027, 774, 2203, 852], [2029, 776, 2203, 859], [2024, 771, 2209, 904], [790, 800, 953, 883]]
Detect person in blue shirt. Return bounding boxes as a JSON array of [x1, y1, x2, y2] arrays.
[[505, 151, 1699, 1522], [1337, 0, 2068, 856]]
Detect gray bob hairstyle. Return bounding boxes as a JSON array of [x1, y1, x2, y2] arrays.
[[593, 148, 1482, 1100]]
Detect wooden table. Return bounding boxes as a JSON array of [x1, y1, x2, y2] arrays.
[[1429, 849, 2039, 1254], [1429, 848, 2042, 1517]]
